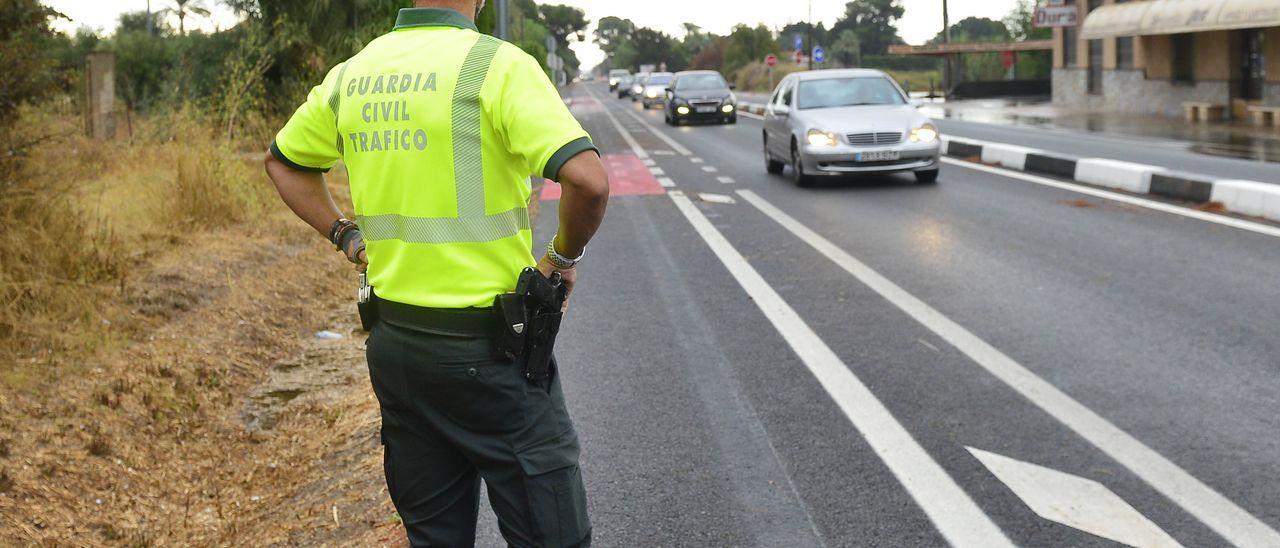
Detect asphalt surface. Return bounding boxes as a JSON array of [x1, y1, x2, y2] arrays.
[[476, 83, 1280, 546]]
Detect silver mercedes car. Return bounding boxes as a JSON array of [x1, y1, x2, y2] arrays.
[[762, 69, 940, 186]]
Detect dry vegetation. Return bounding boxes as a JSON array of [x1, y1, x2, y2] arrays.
[[0, 106, 403, 546]]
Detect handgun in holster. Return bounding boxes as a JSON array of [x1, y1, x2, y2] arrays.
[[357, 272, 378, 332], [494, 267, 567, 384]]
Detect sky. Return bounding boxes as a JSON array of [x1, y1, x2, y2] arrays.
[[46, 0, 1021, 68]]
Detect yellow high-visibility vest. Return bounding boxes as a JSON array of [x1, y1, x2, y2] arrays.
[[272, 7, 595, 309]]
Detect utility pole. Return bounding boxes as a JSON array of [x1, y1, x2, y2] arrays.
[[495, 0, 509, 40], [807, 0, 814, 71], [942, 0, 952, 97], [146, 0, 154, 35]]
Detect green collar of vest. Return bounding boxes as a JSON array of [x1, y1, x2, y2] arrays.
[[394, 8, 477, 31]]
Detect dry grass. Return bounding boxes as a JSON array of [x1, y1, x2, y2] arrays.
[[0, 105, 403, 545], [0, 105, 272, 365]]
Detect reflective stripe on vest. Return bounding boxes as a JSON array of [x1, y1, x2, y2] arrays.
[[356, 35, 525, 245]]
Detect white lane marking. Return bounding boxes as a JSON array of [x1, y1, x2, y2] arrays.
[[657, 177, 675, 188], [668, 190, 1014, 548], [718, 176, 736, 184], [642, 158, 656, 166], [740, 110, 765, 121], [652, 150, 676, 156], [698, 192, 736, 204], [941, 158, 1280, 240], [737, 188, 1280, 547], [650, 167, 666, 176], [702, 165, 719, 173], [619, 107, 693, 156], [690, 157, 704, 164], [968, 448, 1182, 548], [585, 86, 648, 160]]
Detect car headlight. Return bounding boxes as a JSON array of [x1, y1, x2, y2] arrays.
[[676, 106, 691, 115], [910, 124, 939, 143], [721, 104, 735, 113], [806, 129, 838, 147], [609, 79, 618, 86], [646, 89, 660, 98]]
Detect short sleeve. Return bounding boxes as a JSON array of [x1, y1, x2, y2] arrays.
[[494, 48, 596, 181], [271, 63, 345, 173]]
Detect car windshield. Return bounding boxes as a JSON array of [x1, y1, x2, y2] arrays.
[[797, 77, 905, 109], [646, 74, 674, 86], [610, 70, 628, 77], [675, 74, 728, 91]]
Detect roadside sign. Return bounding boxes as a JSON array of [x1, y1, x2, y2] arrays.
[[1034, 6, 1078, 27], [794, 50, 805, 65], [813, 46, 825, 64], [766, 54, 778, 67], [794, 34, 803, 51], [1001, 50, 1015, 69]]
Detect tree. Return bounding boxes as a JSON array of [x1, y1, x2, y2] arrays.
[[722, 24, 776, 76], [539, 4, 587, 47], [830, 0, 904, 56], [158, 0, 211, 36], [829, 29, 861, 67], [930, 17, 1009, 44], [593, 16, 635, 57], [1004, 0, 1050, 42], [0, 0, 63, 134], [690, 37, 727, 70], [776, 22, 827, 54], [629, 27, 682, 71]]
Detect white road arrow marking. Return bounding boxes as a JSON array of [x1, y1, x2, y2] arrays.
[[968, 448, 1182, 548]]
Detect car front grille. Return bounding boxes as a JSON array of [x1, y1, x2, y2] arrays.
[[845, 132, 902, 145], [690, 100, 720, 108]]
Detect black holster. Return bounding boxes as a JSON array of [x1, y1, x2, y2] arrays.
[[493, 268, 567, 384]]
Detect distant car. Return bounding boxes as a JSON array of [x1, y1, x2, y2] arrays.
[[608, 69, 630, 91], [640, 72, 674, 109], [762, 69, 940, 186], [629, 72, 650, 101], [616, 75, 635, 99], [664, 70, 737, 125]]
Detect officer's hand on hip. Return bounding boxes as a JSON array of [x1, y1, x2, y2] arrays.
[[343, 234, 368, 273], [536, 255, 576, 312]]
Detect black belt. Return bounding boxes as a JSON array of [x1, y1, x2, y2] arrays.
[[377, 296, 497, 337]]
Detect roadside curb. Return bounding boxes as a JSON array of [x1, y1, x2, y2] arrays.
[[940, 136, 1280, 222]]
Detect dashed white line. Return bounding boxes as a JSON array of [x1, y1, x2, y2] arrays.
[[702, 166, 719, 173], [737, 188, 1280, 547], [667, 189, 1013, 548], [657, 177, 675, 188], [718, 176, 735, 184], [690, 157, 704, 164], [618, 107, 693, 155], [652, 150, 676, 156], [642, 158, 656, 166], [650, 167, 666, 176]]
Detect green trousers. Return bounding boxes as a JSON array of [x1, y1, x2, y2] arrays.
[[366, 320, 591, 547]]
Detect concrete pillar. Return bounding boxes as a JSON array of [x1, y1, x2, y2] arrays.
[[85, 51, 116, 140]]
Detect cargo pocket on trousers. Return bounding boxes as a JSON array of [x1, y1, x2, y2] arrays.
[[516, 430, 591, 546]]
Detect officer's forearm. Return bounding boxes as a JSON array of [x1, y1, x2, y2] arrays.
[[552, 152, 609, 257], [264, 152, 345, 238]]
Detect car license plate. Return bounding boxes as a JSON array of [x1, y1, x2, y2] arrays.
[[855, 150, 900, 162], [695, 106, 716, 113]]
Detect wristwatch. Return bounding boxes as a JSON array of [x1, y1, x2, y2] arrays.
[[546, 236, 584, 269]]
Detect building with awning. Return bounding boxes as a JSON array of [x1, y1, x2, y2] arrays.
[[1051, 0, 1280, 120]]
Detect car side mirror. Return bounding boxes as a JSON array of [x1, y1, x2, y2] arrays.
[[729, 83, 737, 90], [774, 104, 790, 116], [910, 98, 925, 107]]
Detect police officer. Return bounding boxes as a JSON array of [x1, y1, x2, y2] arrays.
[[263, 1, 609, 545]]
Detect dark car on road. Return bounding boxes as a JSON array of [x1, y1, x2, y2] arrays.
[[664, 70, 737, 125]]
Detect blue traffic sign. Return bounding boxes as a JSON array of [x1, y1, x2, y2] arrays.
[[813, 46, 825, 64], [794, 34, 804, 51]]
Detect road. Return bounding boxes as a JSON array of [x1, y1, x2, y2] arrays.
[[479, 82, 1280, 546]]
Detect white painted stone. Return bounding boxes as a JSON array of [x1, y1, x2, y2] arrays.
[[980, 143, 1039, 171], [1074, 158, 1165, 194], [968, 448, 1182, 548], [1211, 180, 1280, 221]]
